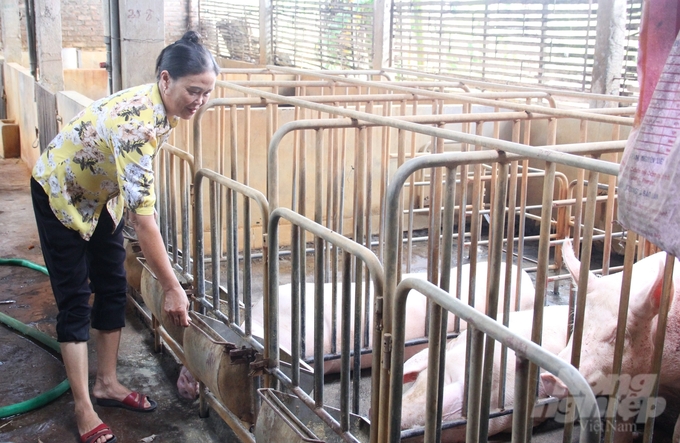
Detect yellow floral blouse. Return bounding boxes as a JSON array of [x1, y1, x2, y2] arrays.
[[32, 83, 178, 240]]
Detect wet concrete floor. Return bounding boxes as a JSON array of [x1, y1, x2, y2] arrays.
[[0, 159, 229, 443]]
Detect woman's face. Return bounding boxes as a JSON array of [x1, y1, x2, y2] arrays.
[[159, 70, 216, 120]]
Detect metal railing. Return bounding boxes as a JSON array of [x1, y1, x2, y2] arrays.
[[388, 277, 601, 443]]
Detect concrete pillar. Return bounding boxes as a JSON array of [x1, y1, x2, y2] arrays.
[[119, 0, 165, 89], [590, 0, 627, 107], [1, 0, 22, 64], [372, 0, 391, 70], [34, 0, 65, 92], [259, 0, 272, 65]]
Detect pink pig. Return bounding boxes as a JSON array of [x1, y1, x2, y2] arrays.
[[541, 240, 680, 441], [399, 305, 571, 440], [176, 365, 200, 400], [251, 262, 535, 373]]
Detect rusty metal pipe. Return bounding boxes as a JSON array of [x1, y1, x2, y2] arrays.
[[384, 67, 637, 105], [262, 66, 632, 125], [603, 231, 637, 443], [224, 81, 621, 176], [267, 207, 384, 443], [478, 162, 509, 442], [642, 254, 675, 443], [387, 278, 601, 443]]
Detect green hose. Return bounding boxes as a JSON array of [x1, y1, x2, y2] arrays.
[[0, 257, 48, 275], [0, 257, 70, 419]]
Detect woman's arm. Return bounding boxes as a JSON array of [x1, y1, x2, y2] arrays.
[[127, 211, 190, 327]]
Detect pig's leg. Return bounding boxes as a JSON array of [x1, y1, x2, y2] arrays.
[[440, 381, 464, 422]]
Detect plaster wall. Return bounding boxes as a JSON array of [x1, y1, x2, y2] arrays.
[[63, 68, 109, 100], [4, 62, 39, 169], [56, 90, 92, 130], [3, 63, 108, 173]]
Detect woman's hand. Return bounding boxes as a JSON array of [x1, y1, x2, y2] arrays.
[[164, 285, 190, 327], [128, 211, 190, 327]]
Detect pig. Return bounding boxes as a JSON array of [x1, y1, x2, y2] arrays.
[[399, 304, 570, 441], [251, 261, 535, 373], [540, 240, 680, 441], [176, 365, 200, 401]]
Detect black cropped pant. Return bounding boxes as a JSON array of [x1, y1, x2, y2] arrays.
[[31, 178, 127, 342]]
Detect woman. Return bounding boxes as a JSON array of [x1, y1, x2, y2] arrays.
[[31, 31, 218, 443]]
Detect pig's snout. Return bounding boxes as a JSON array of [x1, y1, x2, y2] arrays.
[[540, 372, 569, 398]]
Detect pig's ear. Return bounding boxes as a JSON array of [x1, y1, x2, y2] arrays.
[[402, 347, 429, 384], [403, 370, 419, 384], [562, 239, 598, 292]]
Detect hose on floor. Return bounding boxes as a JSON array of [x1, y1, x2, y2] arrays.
[[0, 257, 70, 419]]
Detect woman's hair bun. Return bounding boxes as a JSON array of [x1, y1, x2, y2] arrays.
[[156, 29, 218, 81], [181, 30, 202, 44]]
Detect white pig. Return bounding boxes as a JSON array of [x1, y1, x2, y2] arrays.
[[176, 365, 199, 401], [400, 304, 570, 440], [540, 240, 680, 441], [251, 262, 535, 373]]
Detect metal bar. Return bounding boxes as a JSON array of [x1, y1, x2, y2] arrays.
[[229, 104, 240, 326], [384, 67, 637, 104], [263, 66, 633, 126], [169, 153, 179, 265], [267, 207, 384, 443], [642, 254, 675, 443], [193, 168, 269, 367], [340, 251, 352, 433], [387, 278, 601, 443], [210, 182, 221, 313], [562, 167, 600, 443], [204, 390, 257, 443], [522, 161, 555, 440], [478, 162, 509, 442], [512, 356, 531, 443], [380, 146, 616, 441], [353, 126, 367, 414], [603, 231, 637, 443], [222, 81, 621, 176], [433, 167, 456, 439]]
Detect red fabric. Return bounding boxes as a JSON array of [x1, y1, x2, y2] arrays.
[[635, 0, 680, 125]]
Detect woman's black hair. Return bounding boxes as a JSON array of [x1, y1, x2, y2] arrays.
[[155, 30, 219, 80]]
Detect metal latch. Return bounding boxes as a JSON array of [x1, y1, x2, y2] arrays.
[[382, 333, 392, 370], [230, 346, 257, 365], [248, 354, 268, 376]]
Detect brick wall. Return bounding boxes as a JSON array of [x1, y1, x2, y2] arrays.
[[62, 0, 106, 50], [1, 0, 197, 51]]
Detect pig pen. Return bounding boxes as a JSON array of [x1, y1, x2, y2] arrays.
[[121, 67, 679, 443]]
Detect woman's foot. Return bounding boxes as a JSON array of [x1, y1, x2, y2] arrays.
[[92, 380, 154, 410], [75, 406, 114, 443]]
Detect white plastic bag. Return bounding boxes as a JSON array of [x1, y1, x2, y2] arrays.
[[618, 30, 680, 256]]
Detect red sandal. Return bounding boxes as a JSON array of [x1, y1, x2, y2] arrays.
[[80, 423, 117, 443], [95, 391, 157, 412]]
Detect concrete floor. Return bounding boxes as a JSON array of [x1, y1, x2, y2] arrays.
[[0, 158, 228, 443]]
